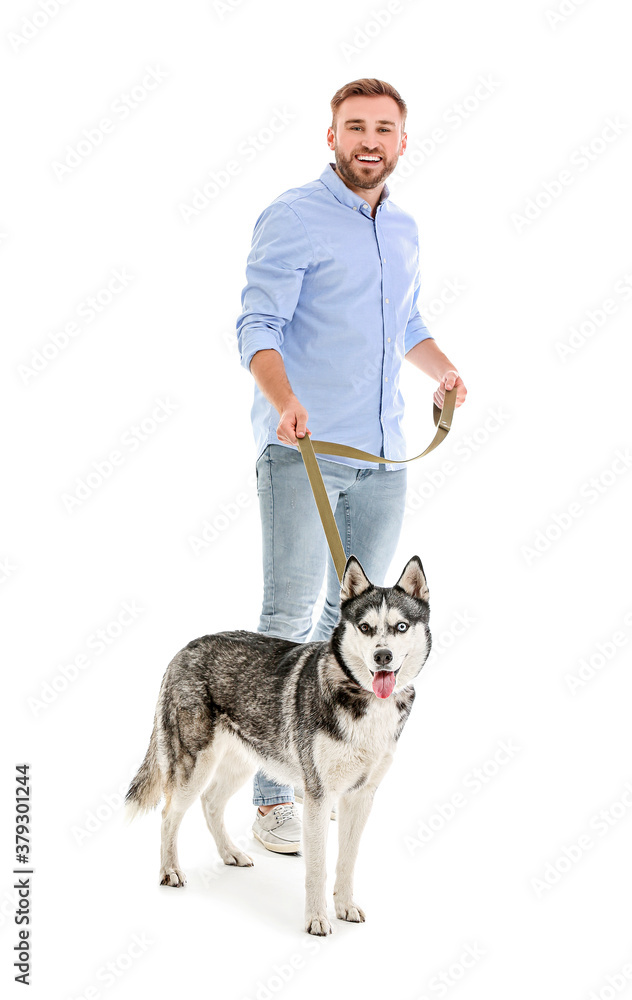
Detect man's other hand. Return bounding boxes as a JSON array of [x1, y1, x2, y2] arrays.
[[433, 370, 467, 410]]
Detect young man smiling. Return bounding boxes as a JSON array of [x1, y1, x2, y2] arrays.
[[236, 79, 467, 854]]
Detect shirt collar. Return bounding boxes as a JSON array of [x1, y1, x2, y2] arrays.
[[319, 162, 390, 214]]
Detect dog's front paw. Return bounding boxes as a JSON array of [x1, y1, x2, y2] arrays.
[[221, 847, 254, 867], [335, 899, 366, 922], [305, 913, 332, 936], [160, 867, 187, 887]]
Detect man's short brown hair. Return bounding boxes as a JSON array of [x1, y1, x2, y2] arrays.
[[330, 78, 407, 130]]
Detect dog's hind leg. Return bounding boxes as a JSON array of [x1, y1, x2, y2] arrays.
[[160, 744, 219, 887], [160, 795, 190, 887], [200, 745, 255, 867]]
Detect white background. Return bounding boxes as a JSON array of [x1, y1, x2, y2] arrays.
[[2, 0, 632, 997]]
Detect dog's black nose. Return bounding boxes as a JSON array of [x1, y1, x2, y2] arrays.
[[373, 648, 393, 667]]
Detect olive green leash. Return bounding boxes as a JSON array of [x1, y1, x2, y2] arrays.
[[296, 387, 457, 583]]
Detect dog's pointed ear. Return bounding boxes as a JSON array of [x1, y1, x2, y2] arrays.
[[340, 556, 372, 602], [395, 556, 429, 602]]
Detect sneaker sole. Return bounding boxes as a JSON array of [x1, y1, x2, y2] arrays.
[[252, 829, 301, 854], [294, 794, 337, 821]]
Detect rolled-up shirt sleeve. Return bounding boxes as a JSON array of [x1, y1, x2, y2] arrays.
[[404, 234, 434, 354], [236, 201, 314, 371]]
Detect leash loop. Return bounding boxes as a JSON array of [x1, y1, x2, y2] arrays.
[[297, 388, 457, 583]]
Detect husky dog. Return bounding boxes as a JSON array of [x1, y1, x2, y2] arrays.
[[126, 554, 431, 935]]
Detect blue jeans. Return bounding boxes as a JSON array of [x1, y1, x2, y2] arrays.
[[252, 443, 408, 806]]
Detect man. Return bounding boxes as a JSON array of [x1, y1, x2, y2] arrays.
[[236, 78, 467, 854]]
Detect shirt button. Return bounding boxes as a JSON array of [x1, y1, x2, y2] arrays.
[[385, 376, 388, 382], [387, 337, 391, 343], [385, 298, 389, 304], [353, 206, 358, 211], [363, 203, 369, 209], [383, 258, 387, 263]]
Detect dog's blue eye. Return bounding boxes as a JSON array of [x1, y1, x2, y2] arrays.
[[397, 622, 409, 632]]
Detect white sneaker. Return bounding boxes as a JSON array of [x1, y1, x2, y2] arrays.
[[252, 804, 302, 853], [294, 787, 337, 821]]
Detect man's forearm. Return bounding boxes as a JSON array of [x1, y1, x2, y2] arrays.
[[249, 348, 297, 414], [249, 348, 310, 443], [405, 338, 458, 381]]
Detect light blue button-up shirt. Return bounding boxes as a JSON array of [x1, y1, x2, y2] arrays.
[[236, 162, 434, 470]]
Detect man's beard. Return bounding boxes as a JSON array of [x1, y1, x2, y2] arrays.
[[333, 148, 398, 189]]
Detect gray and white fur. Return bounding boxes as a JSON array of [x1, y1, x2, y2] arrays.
[[126, 554, 431, 935]]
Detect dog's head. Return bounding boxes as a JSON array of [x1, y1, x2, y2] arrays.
[[331, 555, 431, 699]]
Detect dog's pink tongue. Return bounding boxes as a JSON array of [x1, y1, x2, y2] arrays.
[[372, 670, 396, 699]]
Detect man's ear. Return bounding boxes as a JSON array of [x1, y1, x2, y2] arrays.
[[340, 556, 372, 603], [395, 556, 429, 602]]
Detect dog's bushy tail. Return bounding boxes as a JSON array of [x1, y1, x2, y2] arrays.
[[125, 722, 163, 820]]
